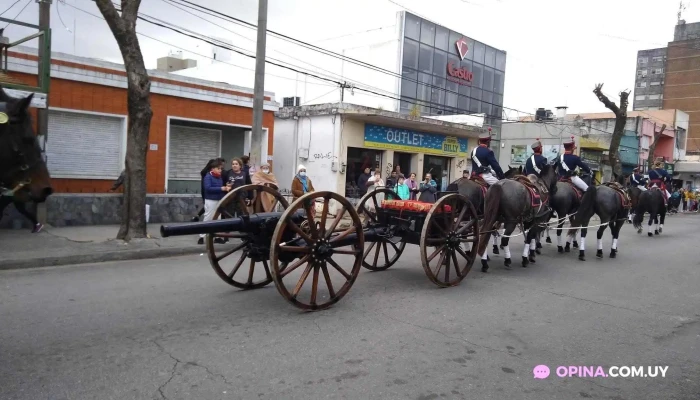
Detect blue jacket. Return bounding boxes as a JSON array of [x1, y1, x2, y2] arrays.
[[524, 154, 548, 176], [557, 153, 591, 177], [203, 173, 225, 201], [649, 168, 670, 182], [471, 145, 505, 179], [630, 173, 647, 187]]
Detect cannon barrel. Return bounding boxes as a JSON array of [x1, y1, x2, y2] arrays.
[[160, 211, 305, 238]]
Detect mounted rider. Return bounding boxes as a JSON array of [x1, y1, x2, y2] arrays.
[[524, 139, 550, 195], [557, 136, 591, 192], [648, 161, 672, 203], [629, 166, 647, 191], [470, 130, 505, 185]]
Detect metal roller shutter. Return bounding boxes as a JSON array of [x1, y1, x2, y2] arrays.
[[168, 125, 221, 180], [46, 110, 124, 178]]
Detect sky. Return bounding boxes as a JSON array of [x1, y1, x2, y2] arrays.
[[2, 0, 697, 118]]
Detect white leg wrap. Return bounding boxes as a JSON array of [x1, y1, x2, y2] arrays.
[[612, 238, 618, 250], [522, 242, 530, 257], [530, 239, 536, 250], [660, 224, 663, 229], [492, 235, 498, 246], [597, 239, 603, 250], [648, 225, 653, 233], [579, 236, 586, 251], [481, 249, 489, 260], [504, 246, 511, 258], [557, 234, 563, 247]]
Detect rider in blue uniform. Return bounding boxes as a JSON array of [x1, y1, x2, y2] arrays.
[[629, 167, 647, 191], [470, 131, 504, 185], [524, 139, 548, 177], [557, 137, 591, 192], [648, 161, 671, 204]]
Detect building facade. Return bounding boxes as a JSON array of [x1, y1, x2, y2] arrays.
[[2, 46, 278, 227], [274, 103, 483, 210], [664, 34, 700, 154], [634, 48, 667, 110], [398, 12, 506, 159]]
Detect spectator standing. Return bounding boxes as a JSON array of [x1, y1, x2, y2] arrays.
[[291, 165, 315, 201], [406, 172, 419, 200], [199, 160, 230, 244], [251, 163, 279, 212], [395, 175, 410, 200], [357, 167, 371, 196], [418, 173, 438, 203]]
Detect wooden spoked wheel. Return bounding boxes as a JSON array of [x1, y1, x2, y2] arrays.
[[269, 191, 364, 311], [207, 184, 289, 290], [419, 193, 479, 287], [356, 188, 406, 271]]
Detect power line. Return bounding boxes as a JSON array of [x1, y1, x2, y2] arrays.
[[165, 0, 531, 117], [0, 0, 23, 17], [3, 0, 31, 29]]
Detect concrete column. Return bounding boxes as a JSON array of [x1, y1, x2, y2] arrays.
[[381, 150, 394, 180]]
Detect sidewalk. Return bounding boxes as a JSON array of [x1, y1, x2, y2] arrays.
[[0, 224, 203, 270]]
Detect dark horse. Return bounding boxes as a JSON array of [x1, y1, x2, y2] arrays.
[[447, 166, 522, 257], [547, 172, 597, 253], [0, 87, 53, 222], [632, 188, 666, 237], [477, 164, 558, 271], [569, 175, 630, 261]]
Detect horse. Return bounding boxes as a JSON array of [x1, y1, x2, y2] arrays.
[[626, 185, 643, 223], [0, 87, 53, 221], [477, 164, 558, 271], [569, 174, 630, 261], [632, 187, 666, 237], [547, 170, 596, 253]]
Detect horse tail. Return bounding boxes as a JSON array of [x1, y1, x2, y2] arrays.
[[477, 184, 503, 256], [632, 192, 646, 228], [569, 185, 597, 234]]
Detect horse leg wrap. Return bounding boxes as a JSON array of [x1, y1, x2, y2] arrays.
[[481, 251, 489, 260], [530, 239, 536, 250], [579, 236, 585, 251], [557, 234, 563, 247], [612, 238, 618, 250], [522, 242, 530, 258], [597, 239, 603, 250], [504, 246, 511, 259]]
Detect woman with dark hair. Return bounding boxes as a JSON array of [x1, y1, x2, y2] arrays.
[[199, 160, 230, 244], [192, 158, 219, 222]]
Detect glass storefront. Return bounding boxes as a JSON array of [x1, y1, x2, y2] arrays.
[[422, 155, 451, 191], [345, 147, 382, 199]]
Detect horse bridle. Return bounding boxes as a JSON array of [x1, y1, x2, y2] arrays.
[[0, 102, 44, 197]]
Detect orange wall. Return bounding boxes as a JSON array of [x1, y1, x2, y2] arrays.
[[7, 70, 274, 194]]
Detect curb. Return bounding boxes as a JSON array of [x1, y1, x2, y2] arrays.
[[0, 245, 204, 271]]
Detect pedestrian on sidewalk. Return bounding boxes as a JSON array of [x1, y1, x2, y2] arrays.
[[251, 163, 279, 212], [199, 160, 230, 245], [395, 175, 410, 200], [406, 172, 419, 200], [192, 158, 223, 222], [0, 197, 43, 233]]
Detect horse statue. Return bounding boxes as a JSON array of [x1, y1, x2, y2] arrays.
[[569, 174, 630, 261], [0, 87, 53, 221], [632, 186, 666, 237], [477, 164, 558, 271]]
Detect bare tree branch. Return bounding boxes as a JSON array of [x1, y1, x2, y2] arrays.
[[592, 83, 630, 180], [93, 0, 124, 35], [593, 83, 620, 115], [647, 123, 667, 172]]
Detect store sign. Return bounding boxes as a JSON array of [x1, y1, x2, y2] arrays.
[[455, 37, 469, 61], [364, 123, 468, 157], [447, 62, 473, 85], [580, 150, 602, 169], [665, 162, 674, 174]]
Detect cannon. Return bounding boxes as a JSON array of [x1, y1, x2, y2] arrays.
[[161, 184, 480, 311]]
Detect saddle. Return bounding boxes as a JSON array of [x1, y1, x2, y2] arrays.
[[511, 174, 544, 209], [559, 176, 583, 201], [469, 175, 488, 197], [602, 182, 631, 209]]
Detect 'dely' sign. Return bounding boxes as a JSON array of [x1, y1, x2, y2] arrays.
[[447, 61, 473, 85]]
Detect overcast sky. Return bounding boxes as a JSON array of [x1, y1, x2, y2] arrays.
[[3, 0, 696, 117]]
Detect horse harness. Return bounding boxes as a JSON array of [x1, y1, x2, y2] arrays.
[[511, 174, 549, 221], [601, 182, 632, 209]]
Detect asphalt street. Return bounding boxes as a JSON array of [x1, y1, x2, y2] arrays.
[[1, 214, 699, 400]]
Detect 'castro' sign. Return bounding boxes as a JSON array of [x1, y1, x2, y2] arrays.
[[447, 62, 473, 85], [364, 124, 468, 157]]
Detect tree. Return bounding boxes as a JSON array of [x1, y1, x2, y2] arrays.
[[646, 123, 667, 172], [593, 83, 630, 180], [95, 0, 153, 240]]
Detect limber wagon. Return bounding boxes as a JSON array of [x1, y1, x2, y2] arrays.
[[160, 185, 481, 311]]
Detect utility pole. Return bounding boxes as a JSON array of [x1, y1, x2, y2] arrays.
[[251, 0, 268, 167], [37, 0, 52, 224]]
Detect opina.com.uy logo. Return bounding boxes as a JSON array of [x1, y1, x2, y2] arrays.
[[533, 365, 669, 379]]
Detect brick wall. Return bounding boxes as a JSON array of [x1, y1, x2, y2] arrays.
[[664, 40, 700, 153], [7, 70, 275, 193]]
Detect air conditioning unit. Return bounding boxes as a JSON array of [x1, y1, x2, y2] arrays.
[[283, 97, 301, 107]]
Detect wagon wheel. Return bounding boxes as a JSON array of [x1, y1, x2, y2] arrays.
[[356, 188, 406, 271], [207, 184, 289, 290], [419, 193, 479, 287], [269, 191, 364, 311]]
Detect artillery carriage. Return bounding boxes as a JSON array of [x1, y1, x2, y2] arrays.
[[161, 184, 481, 311]]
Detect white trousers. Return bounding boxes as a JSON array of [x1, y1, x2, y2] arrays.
[[571, 176, 588, 191], [200, 199, 219, 238], [635, 186, 647, 191], [481, 172, 499, 185]]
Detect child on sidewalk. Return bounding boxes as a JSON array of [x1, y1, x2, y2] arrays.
[[395, 175, 410, 200]]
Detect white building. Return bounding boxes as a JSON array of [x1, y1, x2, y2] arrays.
[[274, 103, 484, 209]]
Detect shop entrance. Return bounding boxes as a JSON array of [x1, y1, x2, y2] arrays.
[[423, 155, 451, 191], [392, 152, 412, 178], [346, 147, 382, 199]]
